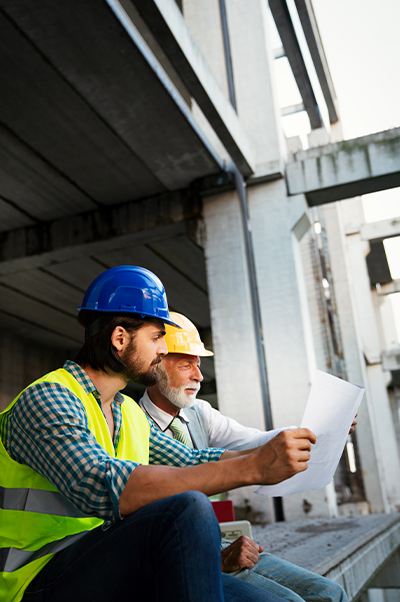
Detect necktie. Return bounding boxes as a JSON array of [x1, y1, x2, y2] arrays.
[[169, 417, 193, 448]]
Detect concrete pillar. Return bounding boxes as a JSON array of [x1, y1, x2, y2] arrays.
[[321, 199, 400, 513], [249, 178, 336, 519], [372, 290, 400, 351], [224, 0, 286, 173], [183, 0, 229, 99], [202, 189, 274, 523], [298, 227, 332, 374]]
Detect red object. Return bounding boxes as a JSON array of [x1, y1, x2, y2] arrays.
[[211, 500, 235, 522]]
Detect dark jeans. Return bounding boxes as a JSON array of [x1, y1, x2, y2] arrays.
[[23, 491, 284, 602]]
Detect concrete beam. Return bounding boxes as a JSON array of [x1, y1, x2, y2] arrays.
[[361, 217, 400, 242], [294, 0, 339, 123], [269, 0, 323, 129], [379, 280, 400, 296], [0, 191, 198, 275], [127, 0, 256, 175], [287, 128, 400, 205], [382, 348, 400, 372]]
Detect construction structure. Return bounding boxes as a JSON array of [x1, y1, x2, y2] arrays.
[[0, 0, 400, 541]]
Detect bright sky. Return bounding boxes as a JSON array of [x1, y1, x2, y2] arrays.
[[313, 0, 400, 343], [269, 0, 400, 342]]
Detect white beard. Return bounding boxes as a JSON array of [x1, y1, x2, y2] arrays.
[[157, 366, 200, 409]]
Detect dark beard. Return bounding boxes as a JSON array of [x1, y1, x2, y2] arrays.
[[119, 341, 161, 386]]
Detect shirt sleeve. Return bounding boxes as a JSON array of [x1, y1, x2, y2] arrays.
[[195, 399, 293, 450], [148, 423, 224, 465], [8, 382, 137, 523]]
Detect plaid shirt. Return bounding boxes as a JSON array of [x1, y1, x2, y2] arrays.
[[0, 361, 224, 523]]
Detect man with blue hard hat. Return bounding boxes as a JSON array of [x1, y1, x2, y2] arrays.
[[0, 265, 316, 602]]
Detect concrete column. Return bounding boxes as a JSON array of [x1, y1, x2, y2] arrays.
[[183, 0, 229, 99], [224, 0, 286, 174], [298, 228, 331, 373], [249, 178, 336, 519], [202, 189, 274, 523], [372, 290, 400, 351], [321, 199, 400, 513]]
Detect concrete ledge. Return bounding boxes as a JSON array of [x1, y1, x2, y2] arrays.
[[252, 514, 400, 601], [286, 128, 400, 206], [361, 217, 400, 242]]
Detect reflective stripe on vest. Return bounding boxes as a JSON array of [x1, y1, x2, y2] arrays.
[[1, 530, 89, 573], [0, 486, 88, 518], [0, 367, 150, 602]]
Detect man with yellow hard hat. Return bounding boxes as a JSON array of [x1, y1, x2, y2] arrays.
[[140, 312, 348, 602]]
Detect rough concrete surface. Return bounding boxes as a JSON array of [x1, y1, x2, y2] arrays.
[[252, 513, 400, 574]]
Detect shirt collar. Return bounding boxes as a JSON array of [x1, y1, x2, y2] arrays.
[[140, 389, 189, 431], [63, 360, 124, 405]]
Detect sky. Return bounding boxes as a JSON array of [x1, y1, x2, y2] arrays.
[[313, 0, 400, 342], [269, 0, 400, 342]]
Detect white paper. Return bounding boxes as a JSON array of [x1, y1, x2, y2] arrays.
[[257, 370, 365, 497]]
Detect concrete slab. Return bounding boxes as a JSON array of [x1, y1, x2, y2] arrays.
[[252, 514, 400, 600]]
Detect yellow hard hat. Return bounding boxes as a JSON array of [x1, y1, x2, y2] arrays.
[[164, 312, 214, 357]]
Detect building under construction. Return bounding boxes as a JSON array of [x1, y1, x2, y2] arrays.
[[0, 0, 400, 596]]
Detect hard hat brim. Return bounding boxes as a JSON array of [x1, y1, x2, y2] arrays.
[[76, 306, 182, 329]]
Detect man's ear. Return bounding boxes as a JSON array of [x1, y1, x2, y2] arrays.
[[111, 326, 130, 351]]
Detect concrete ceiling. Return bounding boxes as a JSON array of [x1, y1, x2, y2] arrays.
[[0, 0, 223, 392]]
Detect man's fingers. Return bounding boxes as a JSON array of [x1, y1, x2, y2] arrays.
[[349, 415, 358, 434], [239, 550, 259, 568], [241, 536, 261, 552], [253, 427, 317, 485], [290, 428, 317, 444]]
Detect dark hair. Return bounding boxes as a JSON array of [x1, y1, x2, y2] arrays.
[[74, 311, 145, 373]]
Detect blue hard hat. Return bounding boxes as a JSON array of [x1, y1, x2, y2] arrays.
[[77, 265, 180, 327]]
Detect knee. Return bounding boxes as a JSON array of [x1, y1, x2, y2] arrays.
[[170, 491, 219, 535], [174, 491, 215, 520], [316, 577, 348, 602], [330, 582, 348, 602]]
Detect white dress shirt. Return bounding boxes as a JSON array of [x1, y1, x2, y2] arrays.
[[140, 390, 194, 443], [140, 390, 290, 450]]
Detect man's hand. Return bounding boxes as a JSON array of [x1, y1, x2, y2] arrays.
[[221, 536, 264, 573], [349, 414, 358, 435], [246, 428, 317, 485]]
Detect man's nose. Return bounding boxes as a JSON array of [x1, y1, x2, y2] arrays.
[[157, 337, 168, 356], [192, 365, 203, 382]]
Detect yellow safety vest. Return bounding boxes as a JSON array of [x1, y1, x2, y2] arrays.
[[0, 368, 150, 602]]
